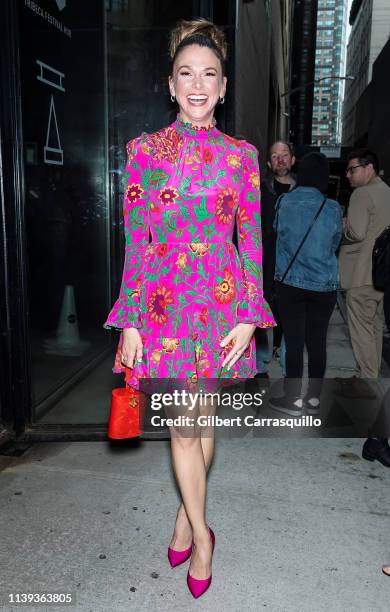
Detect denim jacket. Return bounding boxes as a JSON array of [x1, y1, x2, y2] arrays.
[[273, 186, 343, 291]]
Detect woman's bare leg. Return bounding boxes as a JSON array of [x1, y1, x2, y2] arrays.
[[169, 391, 216, 549], [169, 392, 217, 578], [170, 434, 213, 579], [169, 435, 214, 551]]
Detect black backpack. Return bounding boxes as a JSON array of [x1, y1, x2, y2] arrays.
[[372, 225, 390, 290]]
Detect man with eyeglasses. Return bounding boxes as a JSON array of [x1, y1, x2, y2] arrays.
[[337, 149, 390, 467]]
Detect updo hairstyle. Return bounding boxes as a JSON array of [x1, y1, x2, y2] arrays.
[[169, 18, 227, 75]]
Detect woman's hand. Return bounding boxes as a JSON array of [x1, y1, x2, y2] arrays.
[[220, 323, 256, 370], [121, 328, 143, 368]]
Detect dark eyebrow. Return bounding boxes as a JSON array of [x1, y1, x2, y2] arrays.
[[177, 65, 218, 71]]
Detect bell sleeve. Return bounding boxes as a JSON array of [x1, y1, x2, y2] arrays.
[[236, 142, 275, 328], [103, 135, 150, 330]]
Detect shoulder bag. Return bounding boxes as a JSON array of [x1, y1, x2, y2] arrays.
[[271, 194, 327, 301]]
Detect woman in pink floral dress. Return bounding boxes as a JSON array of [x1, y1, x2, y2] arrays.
[[104, 18, 275, 598]]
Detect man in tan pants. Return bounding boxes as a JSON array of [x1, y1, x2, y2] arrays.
[[338, 149, 390, 466]]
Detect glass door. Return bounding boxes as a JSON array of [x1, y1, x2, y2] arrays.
[[18, 0, 113, 425]]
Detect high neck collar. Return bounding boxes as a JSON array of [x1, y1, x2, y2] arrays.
[[173, 114, 219, 138]]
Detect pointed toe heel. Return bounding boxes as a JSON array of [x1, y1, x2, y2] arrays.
[[167, 542, 193, 568], [186, 526, 215, 598], [187, 572, 212, 598]]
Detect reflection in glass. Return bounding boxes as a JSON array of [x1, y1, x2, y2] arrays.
[[19, 0, 110, 421]]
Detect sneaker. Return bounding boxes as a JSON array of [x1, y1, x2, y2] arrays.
[[269, 395, 303, 417], [304, 397, 320, 415]]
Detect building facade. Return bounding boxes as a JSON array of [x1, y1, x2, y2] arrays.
[[342, 0, 390, 145], [366, 39, 390, 183], [289, 0, 318, 146], [311, 0, 347, 146], [235, 0, 293, 167], [344, 37, 390, 182]]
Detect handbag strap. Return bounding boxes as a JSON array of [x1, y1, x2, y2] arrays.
[[277, 195, 327, 283]]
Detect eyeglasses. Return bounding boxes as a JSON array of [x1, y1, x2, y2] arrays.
[[346, 164, 366, 175]]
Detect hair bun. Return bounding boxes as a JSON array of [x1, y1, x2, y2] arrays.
[[169, 18, 227, 61]]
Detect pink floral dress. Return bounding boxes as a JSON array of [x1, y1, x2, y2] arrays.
[[104, 115, 275, 389]]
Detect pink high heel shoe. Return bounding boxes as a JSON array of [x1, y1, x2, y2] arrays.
[[187, 527, 215, 599], [168, 540, 193, 568]]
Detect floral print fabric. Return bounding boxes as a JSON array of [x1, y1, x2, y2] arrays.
[[104, 115, 275, 388]]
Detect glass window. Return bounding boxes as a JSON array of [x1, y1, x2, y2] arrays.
[[19, 0, 110, 415]]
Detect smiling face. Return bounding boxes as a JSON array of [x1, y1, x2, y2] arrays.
[[168, 44, 227, 127]]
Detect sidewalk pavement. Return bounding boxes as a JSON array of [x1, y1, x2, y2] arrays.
[[1, 302, 389, 612]]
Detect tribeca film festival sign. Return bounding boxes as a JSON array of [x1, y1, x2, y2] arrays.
[[24, 0, 72, 165], [24, 0, 71, 38]]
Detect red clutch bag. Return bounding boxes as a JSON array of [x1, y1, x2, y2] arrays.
[[108, 385, 146, 439]]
